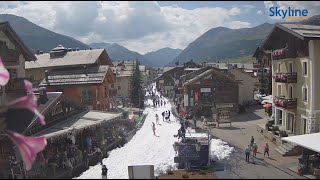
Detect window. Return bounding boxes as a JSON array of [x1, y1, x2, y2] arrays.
[[278, 63, 281, 72], [279, 109, 283, 125], [118, 86, 121, 90], [302, 117, 307, 134], [111, 84, 114, 88], [302, 61, 308, 76], [277, 84, 282, 96], [288, 85, 293, 99], [289, 63, 293, 73], [81, 87, 92, 102], [302, 86, 308, 102]]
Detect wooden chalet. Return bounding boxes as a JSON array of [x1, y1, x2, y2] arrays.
[[0, 21, 36, 103], [39, 65, 115, 111], [155, 60, 202, 99], [180, 67, 239, 117], [25, 45, 116, 111]]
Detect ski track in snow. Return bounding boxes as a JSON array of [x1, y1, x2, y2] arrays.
[[76, 86, 180, 179], [76, 85, 234, 179]]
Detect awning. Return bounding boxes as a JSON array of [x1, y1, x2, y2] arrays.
[[282, 133, 320, 153], [261, 95, 273, 104], [34, 111, 122, 139]]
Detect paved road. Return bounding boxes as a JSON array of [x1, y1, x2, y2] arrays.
[[212, 146, 301, 179], [184, 105, 305, 179]]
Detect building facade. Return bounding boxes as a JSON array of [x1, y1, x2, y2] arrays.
[[30, 45, 115, 111], [260, 23, 320, 135]]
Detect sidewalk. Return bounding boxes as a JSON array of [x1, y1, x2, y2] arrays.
[[187, 105, 304, 178]]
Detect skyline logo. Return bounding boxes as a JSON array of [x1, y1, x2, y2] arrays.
[[269, 6, 309, 21]]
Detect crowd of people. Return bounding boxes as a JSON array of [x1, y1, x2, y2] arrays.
[[24, 121, 135, 178]]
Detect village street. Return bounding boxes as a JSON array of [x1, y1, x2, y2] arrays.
[[190, 105, 305, 179]]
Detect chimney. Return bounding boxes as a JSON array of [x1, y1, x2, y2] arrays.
[[36, 49, 40, 55], [39, 87, 48, 104], [45, 70, 49, 83]]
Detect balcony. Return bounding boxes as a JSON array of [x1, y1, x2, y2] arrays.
[[0, 78, 27, 94], [273, 72, 297, 83], [274, 96, 297, 109], [253, 63, 260, 68], [272, 48, 288, 60]]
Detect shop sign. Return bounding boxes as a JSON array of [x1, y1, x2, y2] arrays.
[[200, 88, 211, 93]]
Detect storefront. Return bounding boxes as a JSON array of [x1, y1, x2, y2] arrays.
[[282, 133, 320, 178]]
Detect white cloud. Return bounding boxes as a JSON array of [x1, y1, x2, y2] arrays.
[[257, 10, 263, 15], [229, 7, 242, 15], [227, 21, 251, 29], [0, 1, 252, 54]]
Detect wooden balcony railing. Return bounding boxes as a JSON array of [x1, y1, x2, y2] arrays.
[[272, 48, 289, 60], [0, 78, 27, 95], [253, 63, 260, 68], [273, 72, 297, 83], [274, 96, 297, 109]]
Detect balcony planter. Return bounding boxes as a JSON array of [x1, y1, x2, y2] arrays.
[[279, 130, 288, 138], [272, 125, 279, 134]]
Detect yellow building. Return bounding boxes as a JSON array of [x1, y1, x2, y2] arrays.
[[260, 23, 320, 135]]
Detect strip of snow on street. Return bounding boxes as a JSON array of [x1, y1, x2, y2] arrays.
[[76, 84, 234, 179], [76, 89, 180, 179]]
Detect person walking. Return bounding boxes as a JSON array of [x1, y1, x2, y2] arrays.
[[168, 110, 171, 122], [152, 122, 156, 136], [193, 116, 197, 128], [101, 165, 108, 179], [155, 114, 159, 125], [160, 100, 163, 107], [95, 147, 103, 165], [245, 145, 251, 162], [264, 142, 269, 157], [250, 136, 255, 149], [252, 142, 258, 158], [161, 111, 165, 121]]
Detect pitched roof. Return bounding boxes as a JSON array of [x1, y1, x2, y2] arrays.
[[183, 69, 214, 86], [25, 49, 105, 69], [260, 23, 320, 50], [0, 21, 36, 61], [278, 23, 320, 39], [183, 67, 239, 87], [39, 65, 109, 86]]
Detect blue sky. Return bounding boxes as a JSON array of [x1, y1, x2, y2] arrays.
[[0, 1, 319, 54]]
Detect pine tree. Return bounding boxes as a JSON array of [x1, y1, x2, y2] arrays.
[[129, 61, 144, 108]]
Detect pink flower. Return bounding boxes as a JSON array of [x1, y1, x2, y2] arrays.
[[0, 57, 10, 86], [8, 80, 45, 125], [6, 130, 47, 171]]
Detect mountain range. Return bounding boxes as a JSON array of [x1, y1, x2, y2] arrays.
[[172, 23, 274, 64], [1, 13, 319, 67], [0, 14, 90, 53], [172, 15, 320, 65], [89, 42, 182, 67], [89, 42, 152, 66]]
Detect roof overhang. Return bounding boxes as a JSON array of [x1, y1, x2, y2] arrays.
[[282, 133, 320, 153]]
